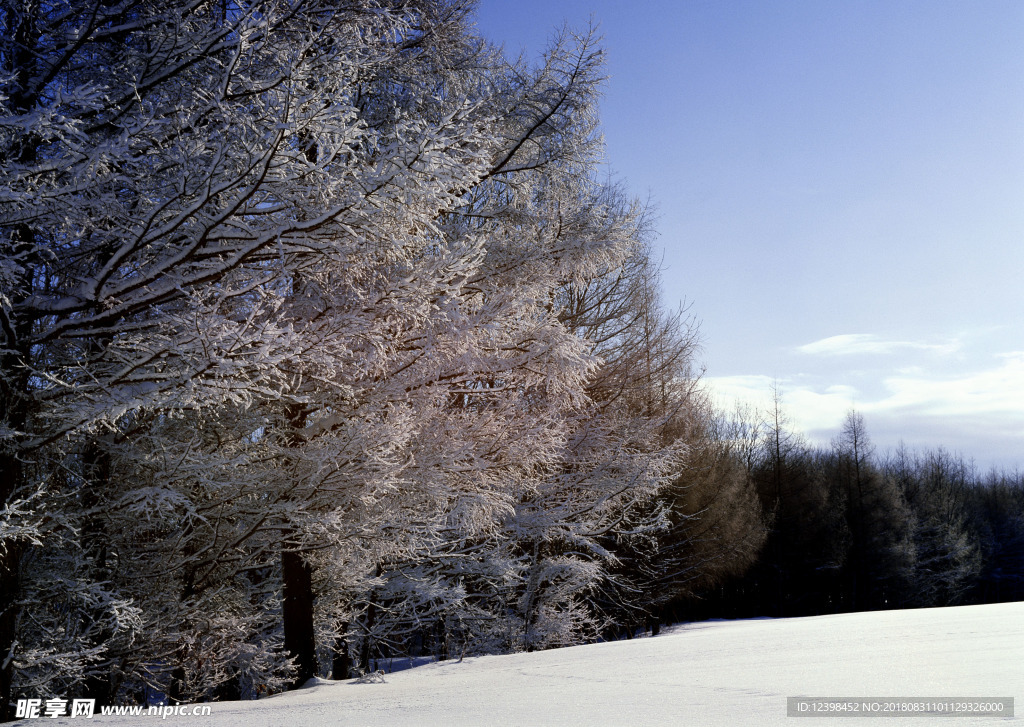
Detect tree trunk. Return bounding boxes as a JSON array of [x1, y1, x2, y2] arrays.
[[281, 549, 317, 689], [280, 401, 318, 690], [0, 543, 20, 723], [0, 8, 42, 717], [166, 664, 187, 705], [0, 225, 36, 727], [80, 441, 114, 707], [331, 626, 350, 680], [360, 597, 377, 673]]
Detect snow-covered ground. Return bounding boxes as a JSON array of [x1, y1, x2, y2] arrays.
[[43, 602, 1023, 726]]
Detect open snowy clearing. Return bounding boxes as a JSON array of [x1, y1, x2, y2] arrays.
[[44, 601, 1022, 726]]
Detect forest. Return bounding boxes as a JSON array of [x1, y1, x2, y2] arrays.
[[0, 0, 1021, 719]]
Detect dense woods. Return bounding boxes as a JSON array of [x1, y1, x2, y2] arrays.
[[0, 0, 1021, 718], [667, 403, 1024, 626]]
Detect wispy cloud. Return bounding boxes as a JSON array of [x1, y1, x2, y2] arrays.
[[703, 352, 1024, 466], [797, 334, 959, 357], [877, 351, 1024, 419], [704, 374, 858, 433]]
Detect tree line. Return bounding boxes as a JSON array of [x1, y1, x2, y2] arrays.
[[659, 398, 1024, 625], [1, 0, 1021, 719]]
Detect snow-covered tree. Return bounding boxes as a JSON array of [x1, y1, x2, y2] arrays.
[[307, 27, 691, 662], [1, 0, 690, 711], [887, 447, 982, 606], [0, 0, 492, 710]]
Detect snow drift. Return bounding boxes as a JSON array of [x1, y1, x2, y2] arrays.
[[40, 601, 1022, 726]]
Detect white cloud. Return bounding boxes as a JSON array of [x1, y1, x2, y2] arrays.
[[703, 352, 1024, 467], [703, 375, 856, 433], [702, 374, 776, 407], [874, 351, 1024, 419], [797, 333, 959, 357]]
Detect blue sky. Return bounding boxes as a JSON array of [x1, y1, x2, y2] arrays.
[[473, 1, 1024, 471]]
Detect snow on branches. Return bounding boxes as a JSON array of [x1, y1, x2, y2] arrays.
[[0, 1, 700, 710]]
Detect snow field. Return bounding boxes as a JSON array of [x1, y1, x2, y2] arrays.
[[43, 601, 1023, 726]]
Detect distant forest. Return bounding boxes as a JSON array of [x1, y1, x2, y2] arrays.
[[646, 403, 1024, 629], [1, 0, 1021, 718]]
